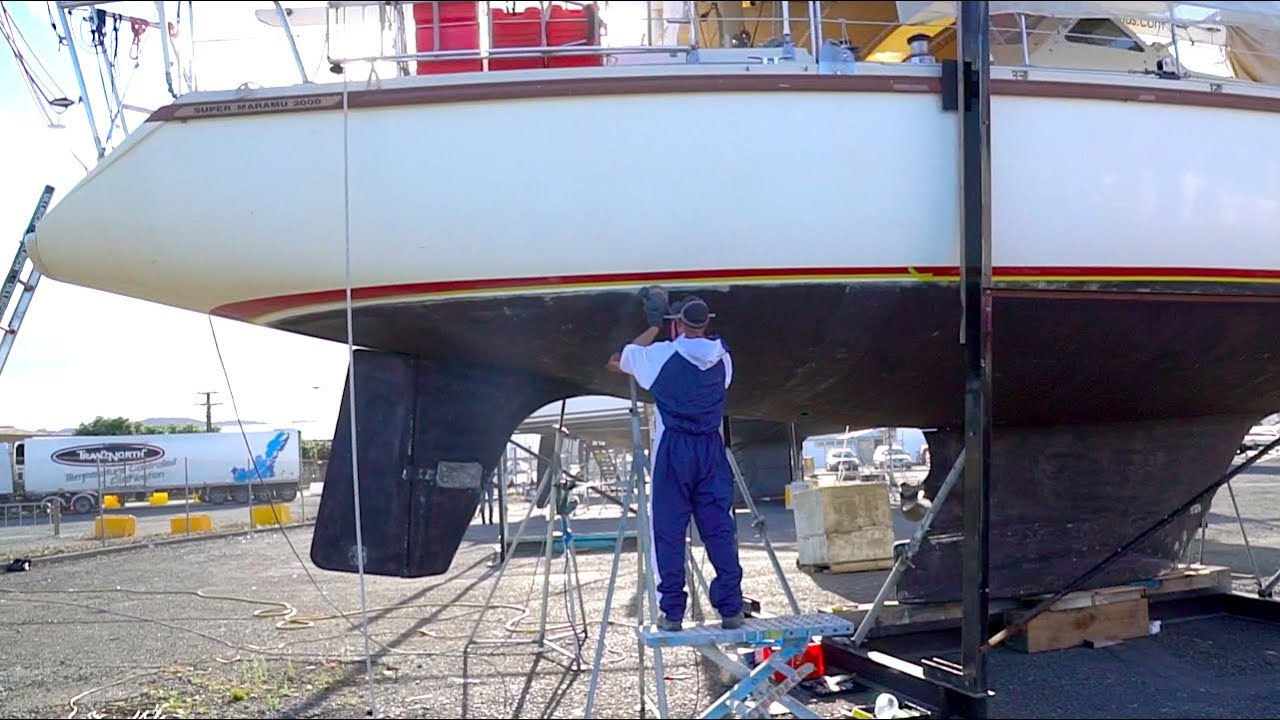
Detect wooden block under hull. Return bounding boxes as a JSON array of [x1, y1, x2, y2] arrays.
[[1005, 593, 1150, 654], [798, 556, 896, 574]]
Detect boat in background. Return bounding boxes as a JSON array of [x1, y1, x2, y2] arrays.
[[23, 1, 1280, 603]]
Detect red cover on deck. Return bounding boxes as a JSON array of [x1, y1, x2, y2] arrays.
[[413, 2, 481, 75]]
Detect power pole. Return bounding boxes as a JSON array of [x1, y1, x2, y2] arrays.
[[196, 391, 222, 432]]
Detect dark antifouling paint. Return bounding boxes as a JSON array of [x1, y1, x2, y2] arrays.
[[311, 350, 575, 578]]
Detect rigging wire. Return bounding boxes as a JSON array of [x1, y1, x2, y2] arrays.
[[339, 65, 380, 718], [0, 2, 68, 125], [4, 1, 67, 96]]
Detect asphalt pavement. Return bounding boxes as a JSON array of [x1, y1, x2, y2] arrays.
[[0, 487, 319, 557], [2, 463, 1280, 718]]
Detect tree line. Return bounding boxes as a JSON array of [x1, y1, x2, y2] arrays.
[[72, 416, 331, 460], [74, 416, 213, 436]]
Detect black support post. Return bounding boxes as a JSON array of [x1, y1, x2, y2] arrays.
[[958, 0, 992, 706]]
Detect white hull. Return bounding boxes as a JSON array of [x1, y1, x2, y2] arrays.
[[27, 62, 1280, 325]]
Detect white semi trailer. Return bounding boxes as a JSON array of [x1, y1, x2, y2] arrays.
[[0, 429, 302, 513]]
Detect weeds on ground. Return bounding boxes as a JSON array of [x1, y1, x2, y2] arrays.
[[61, 658, 348, 719]]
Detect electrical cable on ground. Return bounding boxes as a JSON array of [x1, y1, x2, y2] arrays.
[[0, 585, 640, 641], [64, 669, 161, 719], [4, 577, 646, 717]]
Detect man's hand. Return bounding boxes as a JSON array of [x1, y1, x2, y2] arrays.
[[606, 352, 623, 373]]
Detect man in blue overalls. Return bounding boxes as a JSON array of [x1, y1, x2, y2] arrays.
[[607, 290, 744, 631]]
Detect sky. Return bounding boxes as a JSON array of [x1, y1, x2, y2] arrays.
[[0, 1, 1234, 437], [0, 0, 655, 437], [0, 1, 364, 435]]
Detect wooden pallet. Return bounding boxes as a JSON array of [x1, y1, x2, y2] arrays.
[[826, 564, 1231, 639]]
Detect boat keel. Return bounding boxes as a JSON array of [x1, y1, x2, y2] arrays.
[[310, 349, 575, 578], [897, 414, 1256, 602]]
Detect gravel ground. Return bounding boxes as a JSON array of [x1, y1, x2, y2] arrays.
[[2, 463, 1279, 719]]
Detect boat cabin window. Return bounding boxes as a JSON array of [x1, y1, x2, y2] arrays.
[[14, 443, 23, 465], [1064, 19, 1144, 53]]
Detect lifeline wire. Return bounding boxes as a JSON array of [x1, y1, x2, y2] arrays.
[[340, 68, 379, 718]]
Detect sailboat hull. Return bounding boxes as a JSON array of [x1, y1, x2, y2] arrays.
[[25, 63, 1280, 601]]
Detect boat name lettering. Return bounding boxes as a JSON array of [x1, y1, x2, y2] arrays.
[[175, 95, 339, 119]]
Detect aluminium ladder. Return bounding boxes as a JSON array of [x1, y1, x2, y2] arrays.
[[0, 185, 55, 377], [588, 440, 621, 484]]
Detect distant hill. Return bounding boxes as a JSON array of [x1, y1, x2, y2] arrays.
[[137, 417, 268, 429]]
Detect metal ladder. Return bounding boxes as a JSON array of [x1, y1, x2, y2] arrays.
[[588, 440, 620, 484], [0, 185, 55, 377]]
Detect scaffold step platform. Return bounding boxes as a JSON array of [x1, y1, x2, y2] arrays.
[[639, 613, 855, 648], [640, 614, 857, 719]]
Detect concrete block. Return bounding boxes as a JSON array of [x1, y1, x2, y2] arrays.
[[825, 526, 895, 565], [793, 482, 892, 536], [793, 482, 894, 569], [149, 492, 169, 505], [170, 514, 213, 534], [251, 504, 292, 527], [94, 515, 136, 538]]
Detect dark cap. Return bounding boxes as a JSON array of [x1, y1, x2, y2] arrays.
[[666, 296, 715, 328]]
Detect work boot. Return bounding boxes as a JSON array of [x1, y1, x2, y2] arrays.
[[720, 612, 745, 630], [658, 616, 683, 632]]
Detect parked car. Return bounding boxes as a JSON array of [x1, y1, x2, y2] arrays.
[[873, 445, 914, 470], [825, 447, 860, 473], [1241, 424, 1280, 454]]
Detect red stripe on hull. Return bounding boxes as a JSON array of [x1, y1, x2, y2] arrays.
[[212, 266, 1280, 321]]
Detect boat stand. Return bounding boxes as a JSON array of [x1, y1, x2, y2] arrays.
[[813, 5, 1000, 717], [464, 400, 590, 670]]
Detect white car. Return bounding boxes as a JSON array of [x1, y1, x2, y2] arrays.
[[825, 448, 860, 472], [873, 445, 914, 470], [1241, 425, 1280, 454]]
